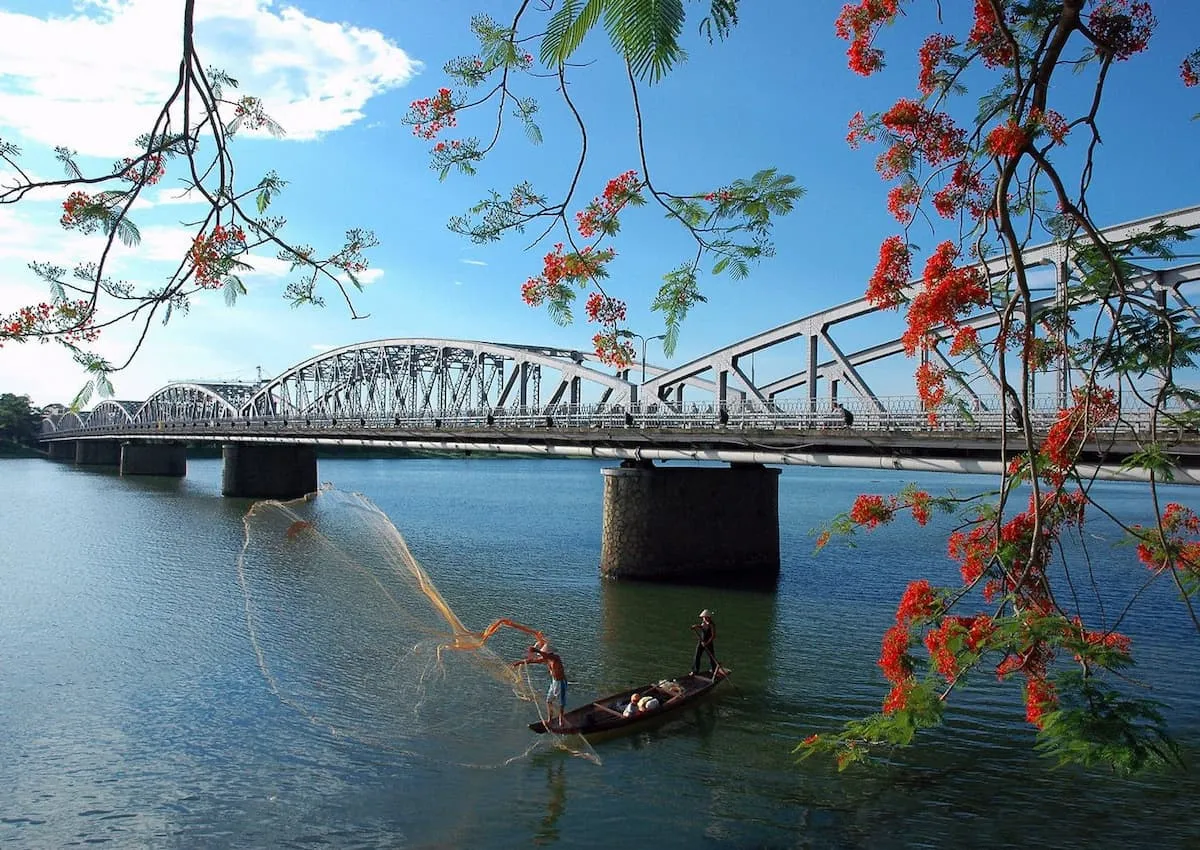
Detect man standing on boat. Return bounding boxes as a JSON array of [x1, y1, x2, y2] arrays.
[[512, 638, 568, 727], [690, 609, 720, 677]]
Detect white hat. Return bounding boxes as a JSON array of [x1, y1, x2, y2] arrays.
[[537, 640, 555, 654], [699, 609, 714, 619]]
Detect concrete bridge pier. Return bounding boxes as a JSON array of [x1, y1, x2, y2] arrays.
[[600, 461, 781, 585], [221, 443, 317, 499], [75, 440, 121, 466], [121, 442, 187, 477], [47, 440, 76, 461]]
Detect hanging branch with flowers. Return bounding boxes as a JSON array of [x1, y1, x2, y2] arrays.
[[0, 0, 378, 407], [799, 0, 1200, 773], [402, 2, 802, 367]]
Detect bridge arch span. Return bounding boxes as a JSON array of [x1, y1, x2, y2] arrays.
[[85, 400, 140, 429], [643, 205, 1200, 415], [134, 382, 258, 424], [240, 338, 636, 420]]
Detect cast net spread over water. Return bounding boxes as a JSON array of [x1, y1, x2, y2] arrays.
[[236, 486, 598, 766]]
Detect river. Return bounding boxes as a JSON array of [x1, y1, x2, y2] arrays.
[[2, 456, 1200, 848]]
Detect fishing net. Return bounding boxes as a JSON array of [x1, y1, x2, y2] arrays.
[[236, 485, 598, 766]]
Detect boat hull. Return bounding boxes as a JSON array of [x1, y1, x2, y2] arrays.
[[529, 670, 730, 737]]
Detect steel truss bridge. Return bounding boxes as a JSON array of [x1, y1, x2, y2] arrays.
[[40, 206, 1200, 482]]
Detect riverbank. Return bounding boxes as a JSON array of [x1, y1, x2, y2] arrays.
[[0, 441, 41, 458]]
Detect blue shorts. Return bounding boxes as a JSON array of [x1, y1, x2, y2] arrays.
[[547, 679, 567, 707]]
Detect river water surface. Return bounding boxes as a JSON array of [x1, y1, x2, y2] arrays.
[[3, 456, 1200, 848]]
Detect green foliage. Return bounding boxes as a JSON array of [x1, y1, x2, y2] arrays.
[[67, 353, 115, 412], [223, 275, 247, 306], [1118, 445, 1178, 483], [651, 264, 705, 355], [513, 98, 542, 145], [255, 170, 287, 214], [55, 145, 81, 178], [697, 0, 739, 42], [449, 183, 547, 242], [796, 679, 945, 770], [544, 0, 731, 83], [0, 393, 39, 447], [1036, 672, 1182, 774]]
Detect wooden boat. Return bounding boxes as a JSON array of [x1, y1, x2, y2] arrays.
[[529, 669, 730, 737]]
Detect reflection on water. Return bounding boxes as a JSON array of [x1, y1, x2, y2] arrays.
[[533, 758, 568, 845], [2, 457, 1200, 847]]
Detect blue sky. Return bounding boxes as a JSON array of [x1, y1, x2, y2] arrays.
[[0, 0, 1197, 407]]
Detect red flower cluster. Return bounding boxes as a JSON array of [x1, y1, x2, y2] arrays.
[[190, 224, 247, 289], [1088, 1, 1156, 60], [902, 241, 989, 358], [1132, 502, 1200, 573], [887, 182, 920, 224], [985, 119, 1028, 159], [0, 300, 99, 346], [866, 235, 911, 309], [896, 579, 936, 626], [948, 325, 979, 356], [521, 244, 616, 306], [878, 623, 914, 711], [879, 100, 966, 173], [924, 615, 993, 681], [1184, 56, 1199, 87], [1022, 676, 1057, 728], [917, 34, 957, 95], [1038, 386, 1118, 486], [575, 170, 641, 238], [932, 161, 991, 220], [117, 154, 165, 186], [846, 111, 875, 149], [848, 489, 932, 530], [60, 191, 93, 229], [1029, 108, 1070, 144], [908, 489, 933, 525], [584, 291, 627, 324], [232, 96, 273, 131], [849, 494, 895, 528], [835, 0, 902, 76], [1067, 616, 1133, 663], [410, 88, 456, 140], [966, 0, 1013, 68], [590, 330, 635, 368], [914, 361, 945, 421]]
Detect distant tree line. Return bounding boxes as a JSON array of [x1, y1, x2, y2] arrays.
[[0, 393, 40, 451]]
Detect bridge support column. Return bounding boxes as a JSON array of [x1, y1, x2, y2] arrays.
[[75, 440, 121, 466], [121, 442, 187, 477], [221, 443, 317, 499], [600, 462, 780, 585], [47, 440, 76, 461]]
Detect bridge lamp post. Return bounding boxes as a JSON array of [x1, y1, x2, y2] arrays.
[[618, 331, 667, 385]]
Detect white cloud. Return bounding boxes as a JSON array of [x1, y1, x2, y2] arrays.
[[460, 258, 488, 266], [310, 342, 336, 352], [0, 0, 421, 157]]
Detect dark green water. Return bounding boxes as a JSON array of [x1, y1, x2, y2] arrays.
[[3, 456, 1200, 848]]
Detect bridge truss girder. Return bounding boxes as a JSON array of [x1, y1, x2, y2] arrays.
[[240, 339, 635, 420], [641, 205, 1200, 413], [134, 383, 256, 424]]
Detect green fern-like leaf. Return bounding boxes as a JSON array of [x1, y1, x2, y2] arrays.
[[603, 0, 686, 82]]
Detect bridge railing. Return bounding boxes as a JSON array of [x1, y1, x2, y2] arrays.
[[42, 395, 1193, 439]]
